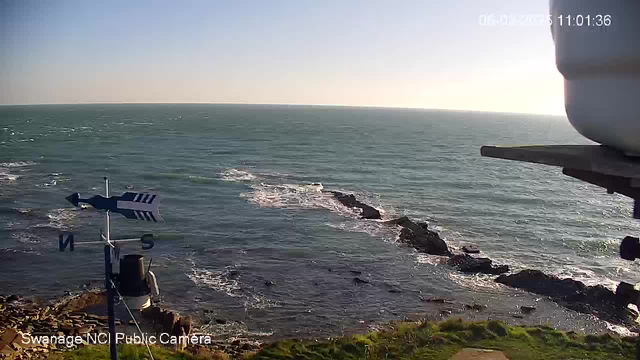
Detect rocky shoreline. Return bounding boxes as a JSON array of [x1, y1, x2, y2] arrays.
[[1, 190, 636, 358], [0, 292, 261, 359], [328, 190, 640, 331]]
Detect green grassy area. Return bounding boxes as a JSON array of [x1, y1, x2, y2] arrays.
[[58, 319, 636, 360], [50, 344, 228, 360]]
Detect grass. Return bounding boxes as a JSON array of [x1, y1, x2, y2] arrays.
[[49, 344, 228, 360], [248, 319, 636, 360], [57, 319, 636, 359]]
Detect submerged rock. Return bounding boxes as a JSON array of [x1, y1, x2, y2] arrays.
[[353, 277, 369, 285], [520, 306, 536, 314], [329, 191, 381, 219], [496, 270, 638, 327], [447, 254, 509, 275], [461, 245, 480, 254]]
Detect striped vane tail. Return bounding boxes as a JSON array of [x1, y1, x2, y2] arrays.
[[116, 192, 163, 222]]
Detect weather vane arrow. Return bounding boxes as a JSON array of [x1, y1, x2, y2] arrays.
[[66, 191, 163, 222]]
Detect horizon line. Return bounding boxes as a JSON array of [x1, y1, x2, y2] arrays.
[[0, 101, 566, 117]]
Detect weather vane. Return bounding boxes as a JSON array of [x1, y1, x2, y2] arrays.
[[60, 177, 163, 360]]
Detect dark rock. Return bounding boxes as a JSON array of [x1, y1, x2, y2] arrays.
[[447, 254, 509, 275], [178, 315, 192, 336], [464, 303, 486, 311], [352, 277, 369, 285], [393, 219, 451, 256], [329, 191, 381, 219], [60, 325, 74, 334], [420, 297, 453, 304], [349, 270, 362, 275], [520, 306, 536, 314], [232, 339, 241, 346], [264, 280, 275, 287], [214, 318, 227, 325], [76, 326, 92, 335], [511, 314, 525, 319], [0, 328, 18, 349], [6, 295, 20, 303], [496, 269, 637, 327], [462, 245, 480, 254]]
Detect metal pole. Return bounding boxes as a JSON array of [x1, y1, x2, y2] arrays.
[[105, 177, 110, 246], [103, 177, 118, 360], [105, 245, 117, 360]]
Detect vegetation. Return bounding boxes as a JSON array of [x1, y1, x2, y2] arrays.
[[50, 343, 228, 360], [58, 319, 636, 360]]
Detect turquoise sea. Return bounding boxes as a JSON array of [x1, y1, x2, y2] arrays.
[[1, 104, 639, 338]]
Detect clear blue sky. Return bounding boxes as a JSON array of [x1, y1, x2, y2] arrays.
[[0, 0, 564, 114]]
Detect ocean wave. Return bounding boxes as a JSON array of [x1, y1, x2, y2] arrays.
[[241, 182, 357, 215], [0, 161, 36, 167], [11, 232, 41, 244], [0, 171, 19, 182], [325, 220, 400, 242], [244, 293, 279, 310], [187, 260, 241, 297], [0, 247, 41, 256], [448, 272, 503, 292], [415, 253, 448, 266], [0, 161, 35, 184], [187, 259, 279, 311], [43, 208, 79, 229], [551, 265, 620, 291], [220, 169, 257, 182], [143, 172, 219, 184], [606, 322, 638, 337]]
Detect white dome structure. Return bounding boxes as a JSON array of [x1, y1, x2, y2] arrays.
[[550, 1, 640, 154]]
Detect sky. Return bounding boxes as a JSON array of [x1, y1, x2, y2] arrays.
[[0, 0, 565, 115]]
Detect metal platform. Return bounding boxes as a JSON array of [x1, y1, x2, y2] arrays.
[[480, 145, 640, 218]]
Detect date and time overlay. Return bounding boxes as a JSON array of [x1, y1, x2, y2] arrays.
[[478, 14, 612, 27]]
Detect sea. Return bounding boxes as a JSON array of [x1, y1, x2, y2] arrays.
[[1, 104, 639, 338]]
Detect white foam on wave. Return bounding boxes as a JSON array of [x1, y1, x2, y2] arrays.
[[0, 161, 35, 168], [37, 208, 79, 229], [0, 161, 35, 183], [0, 171, 19, 182], [606, 322, 638, 337], [325, 220, 400, 242], [187, 260, 241, 297], [448, 272, 503, 291], [415, 253, 448, 266], [243, 293, 279, 310], [551, 265, 620, 292], [187, 259, 279, 311], [241, 182, 364, 217], [11, 232, 40, 244], [220, 169, 256, 182]]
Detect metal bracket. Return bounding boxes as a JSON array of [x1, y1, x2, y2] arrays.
[[562, 168, 640, 219]]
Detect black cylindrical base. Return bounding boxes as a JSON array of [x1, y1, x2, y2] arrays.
[[119, 254, 149, 297]]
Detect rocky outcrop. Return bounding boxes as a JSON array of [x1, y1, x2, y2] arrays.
[[448, 254, 509, 275], [326, 191, 637, 328], [0, 292, 114, 359], [141, 305, 192, 340], [329, 191, 381, 219], [385, 216, 451, 256], [0, 292, 261, 359], [462, 245, 480, 254], [496, 270, 638, 327]]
